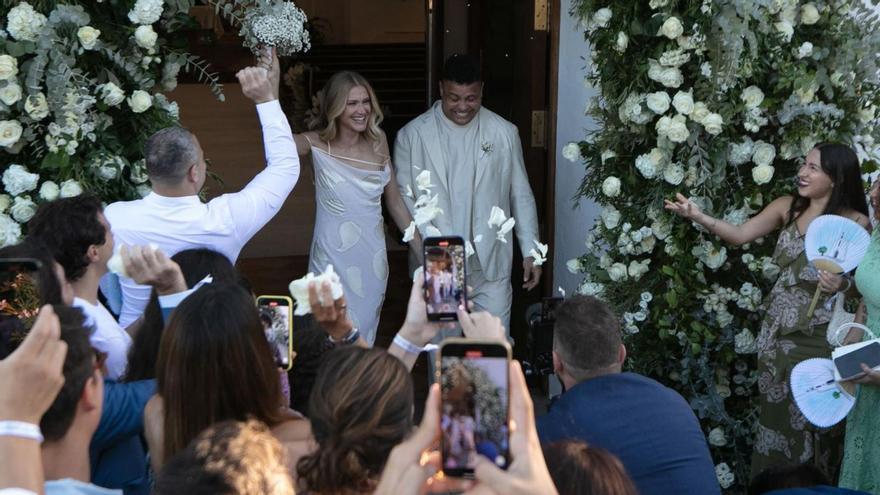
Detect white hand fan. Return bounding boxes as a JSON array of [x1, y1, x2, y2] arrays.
[[790, 358, 855, 428], [803, 215, 871, 317]]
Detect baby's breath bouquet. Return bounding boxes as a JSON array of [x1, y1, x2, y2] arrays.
[[239, 0, 311, 57]]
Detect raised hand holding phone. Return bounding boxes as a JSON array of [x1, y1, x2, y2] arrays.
[[256, 295, 294, 370], [424, 236, 467, 321]]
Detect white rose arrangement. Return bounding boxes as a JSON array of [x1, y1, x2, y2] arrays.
[[801, 4, 820, 25], [601, 176, 621, 197], [134, 25, 158, 50], [796, 41, 813, 59], [10, 196, 37, 223], [740, 86, 764, 109], [701, 112, 724, 136], [0, 82, 22, 106], [0, 120, 23, 148], [38, 181, 60, 201], [24, 93, 49, 120], [562, 142, 581, 162], [99, 82, 126, 106], [672, 90, 694, 115], [6, 1, 47, 42], [659, 17, 684, 39], [2, 165, 39, 196], [615, 32, 628, 52], [646, 91, 671, 114], [128, 0, 164, 25], [59, 179, 83, 198], [591, 8, 612, 29]]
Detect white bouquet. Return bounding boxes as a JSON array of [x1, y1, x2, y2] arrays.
[[239, 1, 311, 57]]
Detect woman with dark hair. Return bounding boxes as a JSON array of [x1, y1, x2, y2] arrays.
[[144, 283, 310, 473], [296, 346, 413, 494], [666, 143, 870, 477], [543, 440, 638, 495], [124, 248, 240, 382]]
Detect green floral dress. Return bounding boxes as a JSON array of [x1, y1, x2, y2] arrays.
[[839, 228, 880, 492], [750, 222, 844, 480]]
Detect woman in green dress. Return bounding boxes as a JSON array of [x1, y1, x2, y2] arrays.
[[839, 176, 880, 492], [666, 143, 870, 480]]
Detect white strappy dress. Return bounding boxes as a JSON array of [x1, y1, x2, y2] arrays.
[[306, 137, 390, 345]]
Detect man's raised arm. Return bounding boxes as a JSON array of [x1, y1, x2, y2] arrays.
[[227, 50, 301, 243]]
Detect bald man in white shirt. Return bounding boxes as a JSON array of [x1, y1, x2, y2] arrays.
[[102, 53, 300, 327]]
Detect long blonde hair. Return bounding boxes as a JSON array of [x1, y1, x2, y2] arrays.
[[313, 71, 384, 144]]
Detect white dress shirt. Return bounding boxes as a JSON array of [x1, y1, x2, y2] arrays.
[[73, 297, 132, 380], [103, 100, 300, 327]]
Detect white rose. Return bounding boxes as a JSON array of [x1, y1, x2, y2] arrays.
[[701, 112, 723, 136], [601, 150, 616, 163], [752, 164, 775, 185], [615, 32, 628, 52], [127, 90, 153, 113], [702, 245, 727, 270], [128, 0, 164, 25], [672, 90, 694, 115], [797, 41, 813, 59], [134, 25, 158, 50], [24, 93, 49, 120], [741, 86, 764, 109], [99, 82, 126, 107], [566, 258, 583, 274], [0, 55, 18, 81], [602, 176, 621, 197], [751, 141, 776, 167], [38, 181, 59, 201], [577, 281, 605, 297], [659, 17, 684, 39], [635, 148, 665, 178], [592, 8, 612, 28], [562, 142, 581, 162], [77, 26, 101, 50], [0, 82, 21, 106], [607, 262, 628, 282], [649, 0, 668, 8], [664, 115, 690, 143], [601, 206, 621, 230], [708, 427, 727, 447], [795, 84, 817, 104], [2, 164, 38, 196], [0, 213, 22, 248], [647, 62, 684, 88], [663, 162, 685, 185], [859, 105, 877, 124], [801, 4, 820, 25], [97, 165, 119, 181], [690, 102, 710, 124], [658, 49, 690, 68], [646, 92, 671, 114], [10, 195, 36, 223], [774, 21, 794, 43], [715, 463, 735, 490], [0, 194, 10, 213], [59, 179, 83, 198], [628, 259, 650, 280]]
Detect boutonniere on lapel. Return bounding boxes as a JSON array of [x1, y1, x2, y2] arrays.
[[480, 141, 494, 159]]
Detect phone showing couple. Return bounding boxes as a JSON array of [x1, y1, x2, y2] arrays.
[[423, 236, 467, 321]]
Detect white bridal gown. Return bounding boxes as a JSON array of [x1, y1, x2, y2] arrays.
[[306, 137, 390, 345]]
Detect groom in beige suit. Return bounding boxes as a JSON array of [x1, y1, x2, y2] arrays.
[[394, 54, 541, 332]]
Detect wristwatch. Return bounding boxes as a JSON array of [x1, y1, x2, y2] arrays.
[[328, 327, 360, 345]]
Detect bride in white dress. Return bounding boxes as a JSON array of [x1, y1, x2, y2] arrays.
[[293, 71, 421, 345]]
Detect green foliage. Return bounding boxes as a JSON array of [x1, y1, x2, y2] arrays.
[[568, 0, 880, 490]]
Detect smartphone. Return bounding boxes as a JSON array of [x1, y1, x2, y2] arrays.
[[0, 258, 43, 357], [834, 341, 880, 380], [423, 236, 466, 321], [437, 338, 511, 478], [256, 295, 294, 371]]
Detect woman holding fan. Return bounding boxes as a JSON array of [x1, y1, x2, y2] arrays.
[[666, 143, 869, 479]]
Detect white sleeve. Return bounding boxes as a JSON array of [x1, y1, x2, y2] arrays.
[[0, 489, 39, 495], [225, 100, 301, 243]]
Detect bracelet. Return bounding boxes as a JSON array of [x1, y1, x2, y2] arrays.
[[841, 277, 852, 293], [393, 333, 426, 354], [328, 327, 359, 345], [0, 421, 43, 443]]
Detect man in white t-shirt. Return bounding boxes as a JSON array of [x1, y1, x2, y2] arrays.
[[29, 196, 131, 380], [103, 52, 301, 327]]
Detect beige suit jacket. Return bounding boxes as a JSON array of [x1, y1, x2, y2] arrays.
[[394, 102, 539, 282]]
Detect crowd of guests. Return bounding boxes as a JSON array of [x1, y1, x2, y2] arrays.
[[1, 47, 880, 495]]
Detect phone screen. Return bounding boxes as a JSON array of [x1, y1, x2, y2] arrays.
[[257, 296, 293, 370], [424, 237, 466, 321], [0, 258, 42, 358], [834, 341, 880, 380], [440, 342, 509, 477]]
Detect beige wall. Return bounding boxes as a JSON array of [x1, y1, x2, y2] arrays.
[[298, 0, 425, 44]]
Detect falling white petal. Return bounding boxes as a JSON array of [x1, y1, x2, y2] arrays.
[[558, 286, 566, 297], [405, 184, 414, 199], [402, 221, 416, 242], [488, 206, 507, 228], [474, 234, 483, 243], [465, 240, 475, 258], [288, 265, 345, 316], [416, 170, 434, 192]]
